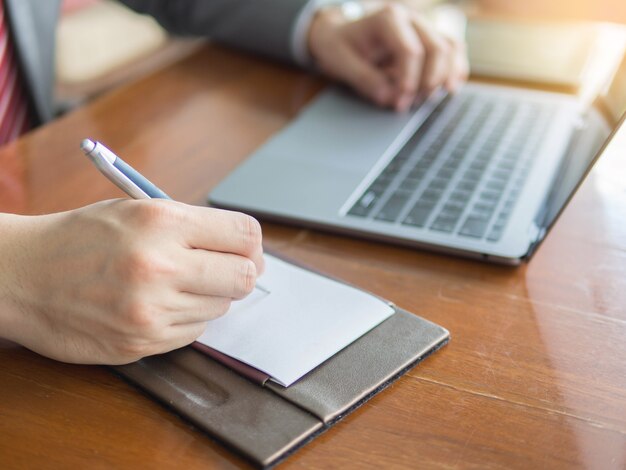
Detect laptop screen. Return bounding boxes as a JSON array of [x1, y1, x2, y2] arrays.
[[534, 53, 626, 252]]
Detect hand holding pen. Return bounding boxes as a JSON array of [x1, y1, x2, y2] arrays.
[[81, 139, 269, 294], [8, 139, 265, 365], [0, 135, 269, 367]]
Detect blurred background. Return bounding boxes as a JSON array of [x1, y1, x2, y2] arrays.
[[57, 0, 626, 113], [56, 0, 203, 109]]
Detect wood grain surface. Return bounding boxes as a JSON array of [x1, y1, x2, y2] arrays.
[[1, 45, 626, 469]]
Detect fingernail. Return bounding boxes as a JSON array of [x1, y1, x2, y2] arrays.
[[445, 79, 458, 94], [396, 94, 413, 112]]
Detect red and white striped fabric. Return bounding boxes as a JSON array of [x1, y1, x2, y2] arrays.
[[0, 0, 32, 147]]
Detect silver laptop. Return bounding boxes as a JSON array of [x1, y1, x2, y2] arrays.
[[210, 59, 625, 265]]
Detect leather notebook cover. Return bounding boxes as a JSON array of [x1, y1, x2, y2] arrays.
[[112, 309, 449, 468]]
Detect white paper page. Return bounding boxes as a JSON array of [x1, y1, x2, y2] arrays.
[[196, 255, 395, 387]]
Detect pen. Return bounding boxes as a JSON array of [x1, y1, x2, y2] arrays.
[[80, 139, 270, 295]]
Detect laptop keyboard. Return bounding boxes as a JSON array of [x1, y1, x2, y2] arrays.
[[347, 93, 555, 242]]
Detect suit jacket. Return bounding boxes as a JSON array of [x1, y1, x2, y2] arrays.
[[5, 0, 313, 125]]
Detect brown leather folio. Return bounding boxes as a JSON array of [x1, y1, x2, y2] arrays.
[[113, 308, 449, 468]]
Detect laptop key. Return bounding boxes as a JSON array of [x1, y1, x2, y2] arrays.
[[428, 178, 448, 190], [479, 190, 501, 202], [487, 224, 505, 242], [469, 160, 488, 171], [408, 167, 427, 179], [470, 204, 495, 219], [485, 179, 506, 192], [458, 180, 477, 192], [497, 160, 515, 171], [502, 198, 516, 212], [403, 203, 435, 228], [420, 188, 444, 204], [437, 168, 455, 179], [463, 169, 482, 182], [348, 203, 370, 217], [399, 177, 421, 191], [349, 188, 383, 217], [492, 169, 510, 181], [442, 201, 466, 213], [449, 190, 472, 202], [459, 217, 490, 238], [431, 217, 457, 233], [375, 192, 411, 222]]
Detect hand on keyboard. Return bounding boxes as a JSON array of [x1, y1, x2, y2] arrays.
[[308, 1, 469, 112]]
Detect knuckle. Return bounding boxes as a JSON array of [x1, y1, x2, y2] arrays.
[[382, 3, 404, 20], [233, 258, 257, 299], [237, 214, 262, 255], [431, 38, 450, 57], [124, 300, 158, 332], [118, 248, 175, 285], [400, 39, 423, 58], [132, 200, 178, 228], [118, 249, 157, 284]]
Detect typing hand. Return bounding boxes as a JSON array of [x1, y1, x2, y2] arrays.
[[308, 1, 469, 111], [0, 200, 264, 364]]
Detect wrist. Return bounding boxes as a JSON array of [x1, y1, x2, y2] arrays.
[[308, 1, 373, 64], [308, 5, 344, 64], [0, 213, 36, 343]]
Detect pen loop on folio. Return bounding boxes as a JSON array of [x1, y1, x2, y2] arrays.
[[81, 138, 270, 295]]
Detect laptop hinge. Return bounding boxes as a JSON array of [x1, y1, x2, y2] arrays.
[[524, 222, 547, 259], [528, 222, 544, 244]]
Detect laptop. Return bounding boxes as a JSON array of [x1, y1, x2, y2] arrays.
[[210, 56, 626, 265]]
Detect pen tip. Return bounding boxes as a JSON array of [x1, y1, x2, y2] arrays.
[[81, 139, 96, 154]]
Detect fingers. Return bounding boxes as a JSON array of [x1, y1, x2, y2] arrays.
[[410, 14, 451, 98], [308, 2, 469, 112], [176, 249, 259, 299], [177, 205, 265, 274], [346, 4, 465, 111], [123, 200, 265, 275], [411, 14, 468, 96], [374, 5, 424, 110], [170, 293, 232, 325], [151, 321, 210, 357], [325, 39, 394, 106], [446, 39, 470, 92], [21, 199, 265, 366]]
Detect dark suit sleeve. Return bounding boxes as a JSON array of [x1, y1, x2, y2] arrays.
[[118, 0, 314, 63]]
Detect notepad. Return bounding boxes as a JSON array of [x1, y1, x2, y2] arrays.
[[196, 255, 395, 387]]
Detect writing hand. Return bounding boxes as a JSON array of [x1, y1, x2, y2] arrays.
[[0, 200, 264, 364]]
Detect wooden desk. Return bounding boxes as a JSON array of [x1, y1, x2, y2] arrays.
[[1, 45, 626, 469]]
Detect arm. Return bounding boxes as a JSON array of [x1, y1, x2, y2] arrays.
[[118, 0, 468, 111], [119, 0, 315, 63]]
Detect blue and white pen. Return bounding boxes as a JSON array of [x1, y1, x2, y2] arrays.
[[81, 139, 270, 294], [81, 139, 170, 199]]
